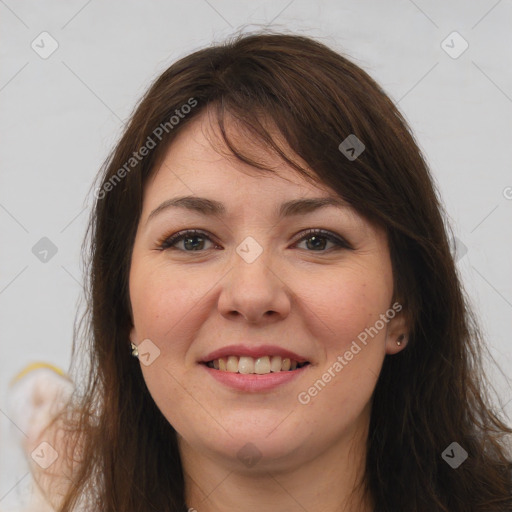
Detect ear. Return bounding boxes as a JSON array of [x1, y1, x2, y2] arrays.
[[129, 325, 138, 346], [385, 308, 410, 355]]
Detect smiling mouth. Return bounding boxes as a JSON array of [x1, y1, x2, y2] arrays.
[[203, 355, 310, 375]]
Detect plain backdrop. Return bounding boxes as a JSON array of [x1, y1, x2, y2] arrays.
[[1, 0, 511, 508]]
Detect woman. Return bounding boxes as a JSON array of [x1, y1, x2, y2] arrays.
[[34, 31, 512, 512]]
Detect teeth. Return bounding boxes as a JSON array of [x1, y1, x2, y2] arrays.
[[227, 356, 238, 372], [254, 356, 270, 374], [238, 356, 254, 374], [207, 355, 307, 374], [270, 356, 282, 372]]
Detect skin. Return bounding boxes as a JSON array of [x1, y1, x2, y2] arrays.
[[129, 111, 409, 512]]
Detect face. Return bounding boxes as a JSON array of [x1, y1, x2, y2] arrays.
[[129, 112, 407, 472]]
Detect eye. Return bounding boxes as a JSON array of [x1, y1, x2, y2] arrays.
[[293, 228, 352, 252], [158, 228, 351, 253], [158, 229, 218, 252]]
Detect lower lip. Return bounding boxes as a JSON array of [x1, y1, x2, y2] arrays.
[[200, 363, 310, 392]]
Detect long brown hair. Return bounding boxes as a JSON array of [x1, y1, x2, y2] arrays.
[[42, 31, 511, 511]]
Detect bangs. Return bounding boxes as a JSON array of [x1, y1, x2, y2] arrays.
[[201, 98, 324, 189]]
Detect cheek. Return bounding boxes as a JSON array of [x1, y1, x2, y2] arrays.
[[294, 266, 391, 404], [129, 260, 202, 423], [302, 273, 390, 402], [130, 259, 203, 339], [303, 269, 391, 346]]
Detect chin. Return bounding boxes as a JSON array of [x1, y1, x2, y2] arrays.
[[183, 418, 310, 470]]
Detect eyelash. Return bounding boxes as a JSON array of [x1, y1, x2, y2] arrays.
[[157, 228, 352, 253]]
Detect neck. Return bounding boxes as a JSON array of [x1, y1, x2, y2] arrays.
[[179, 406, 374, 512]]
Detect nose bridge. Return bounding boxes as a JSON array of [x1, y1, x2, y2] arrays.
[[231, 233, 277, 291], [218, 232, 290, 322]]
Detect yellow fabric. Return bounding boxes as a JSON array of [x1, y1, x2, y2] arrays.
[[9, 362, 70, 386]]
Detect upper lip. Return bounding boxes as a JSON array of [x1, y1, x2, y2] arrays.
[[200, 344, 309, 364]]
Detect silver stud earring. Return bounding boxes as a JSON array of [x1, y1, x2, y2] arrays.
[[396, 334, 405, 346], [130, 342, 139, 357]]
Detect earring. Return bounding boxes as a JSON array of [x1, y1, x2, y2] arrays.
[[130, 342, 139, 357], [396, 334, 405, 346]]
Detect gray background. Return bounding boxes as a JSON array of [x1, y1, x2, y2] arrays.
[[1, 0, 511, 509]]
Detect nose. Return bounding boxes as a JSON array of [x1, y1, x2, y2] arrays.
[[217, 245, 292, 324]]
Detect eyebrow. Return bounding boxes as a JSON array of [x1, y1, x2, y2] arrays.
[[146, 195, 349, 225]]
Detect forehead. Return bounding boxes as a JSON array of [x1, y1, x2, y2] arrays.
[[138, 113, 377, 238], [144, 111, 335, 203]]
